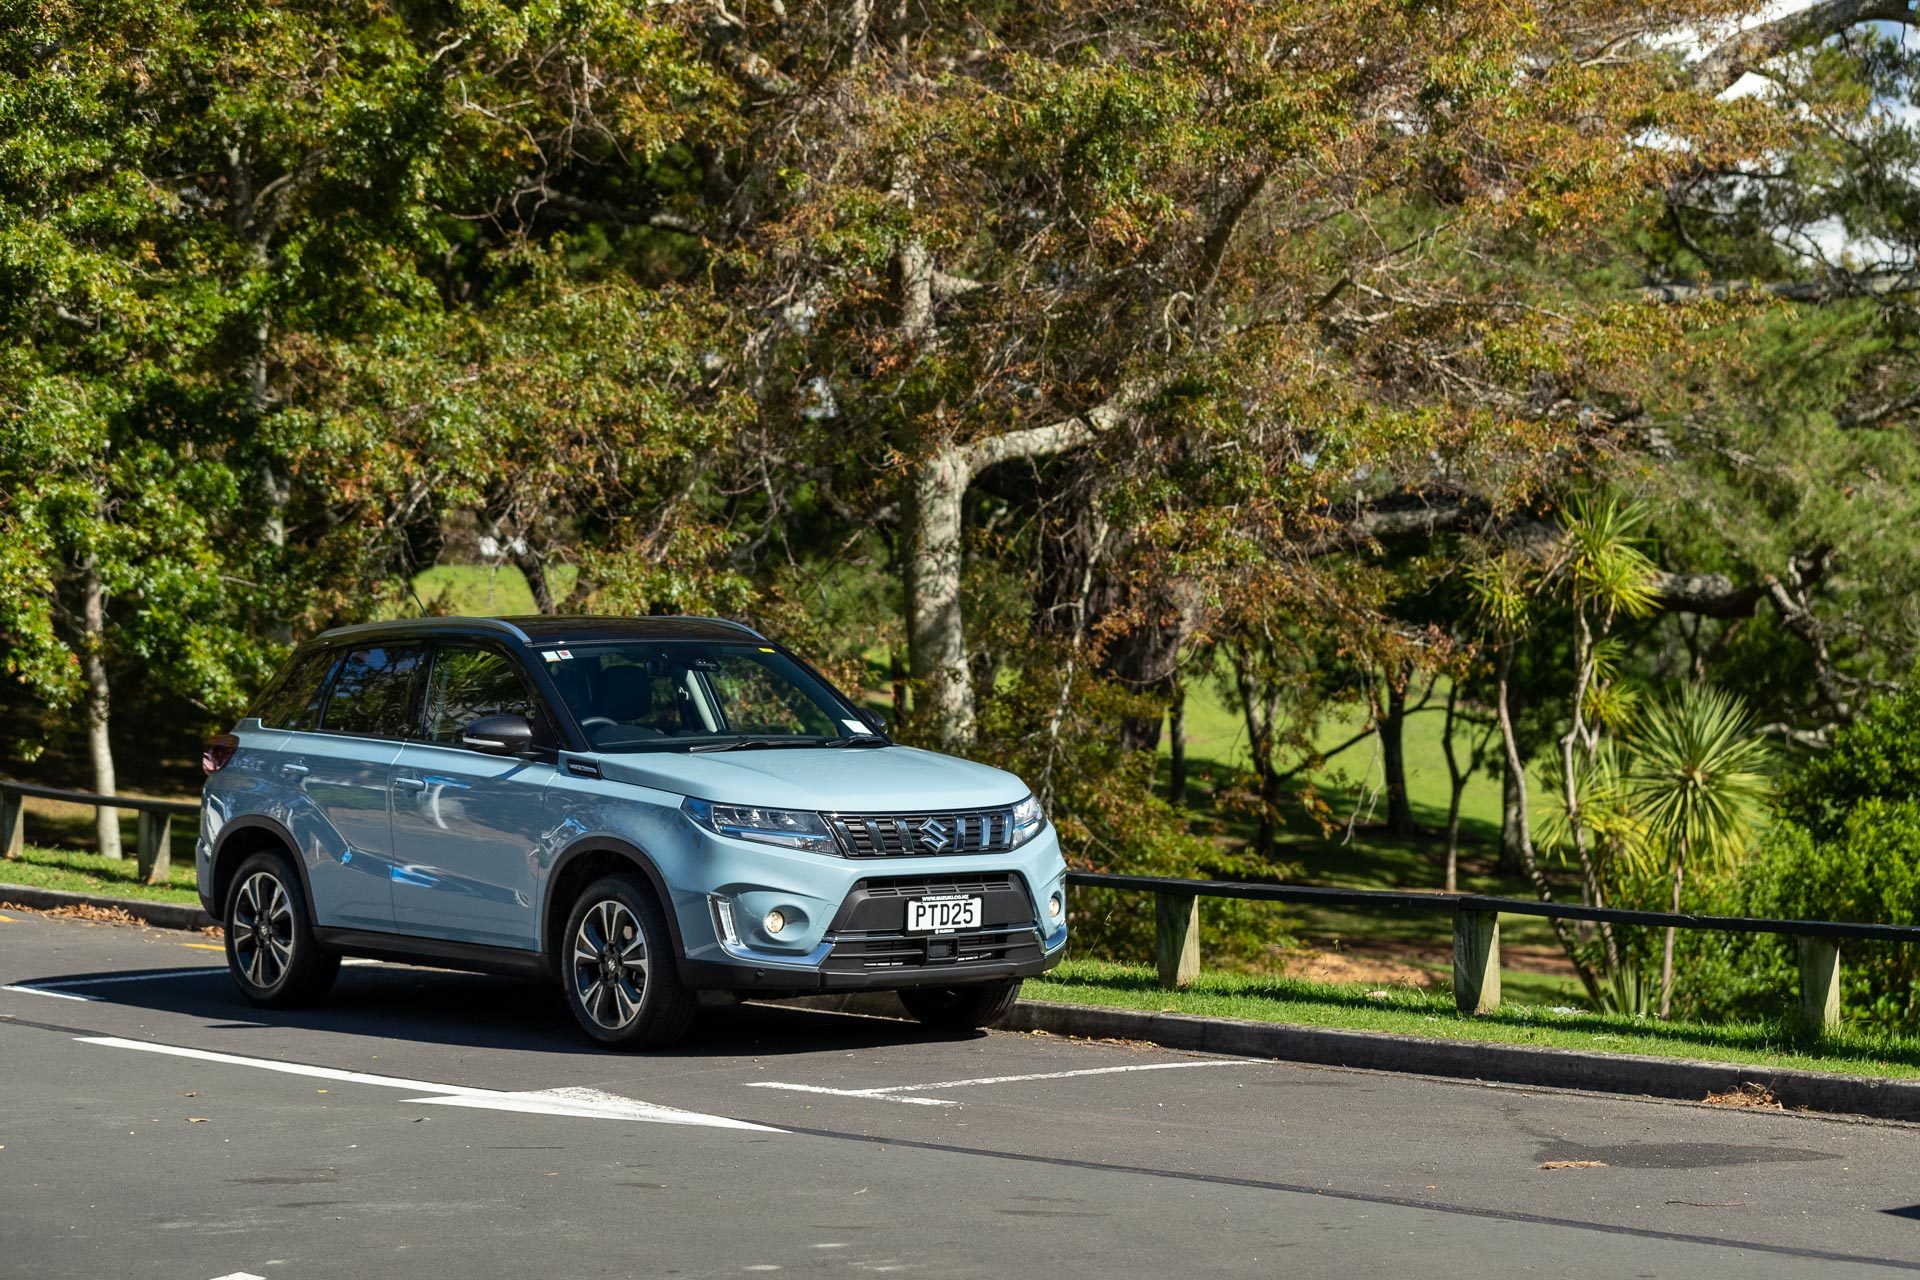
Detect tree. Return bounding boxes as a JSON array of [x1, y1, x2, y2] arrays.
[[1629, 685, 1773, 1018]]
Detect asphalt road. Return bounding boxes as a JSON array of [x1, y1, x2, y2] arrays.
[[5, 909, 1920, 1279]]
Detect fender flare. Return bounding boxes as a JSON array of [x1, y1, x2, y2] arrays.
[[209, 813, 318, 923], [542, 836, 688, 967]]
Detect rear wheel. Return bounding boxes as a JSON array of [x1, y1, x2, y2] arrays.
[[560, 875, 696, 1050], [223, 851, 339, 1007], [898, 978, 1023, 1031]]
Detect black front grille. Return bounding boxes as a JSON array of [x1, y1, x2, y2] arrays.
[[827, 809, 1016, 857], [820, 872, 1043, 973], [823, 925, 1042, 973]]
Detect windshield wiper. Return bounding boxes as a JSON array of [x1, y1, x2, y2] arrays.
[[686, 737, 828, 753], [820, 735, 890, 748]]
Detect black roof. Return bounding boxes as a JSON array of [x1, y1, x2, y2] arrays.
[[309, 615, 765, 648]]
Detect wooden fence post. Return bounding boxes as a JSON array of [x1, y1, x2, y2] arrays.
[[1797, 936, 1841, 1035], [1453, 909, 1501, 1015], [1155, 891, 1201, 990], [0, 787, 21, 859], [136, 810, 173, 886]]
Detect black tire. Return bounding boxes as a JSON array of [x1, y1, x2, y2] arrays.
[[560, 874, 696, 1050], [897, 978, 1023, 1031], [223, 850, 339, 1008]]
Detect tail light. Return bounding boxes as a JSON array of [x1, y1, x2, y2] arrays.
[[202, 734, 239, 775]]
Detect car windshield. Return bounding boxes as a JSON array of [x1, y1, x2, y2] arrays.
[[541, 640, 873, 752]]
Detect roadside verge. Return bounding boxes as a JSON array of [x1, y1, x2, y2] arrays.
[[785, 991, 1920, 1124], [0, 883, 215, 931]]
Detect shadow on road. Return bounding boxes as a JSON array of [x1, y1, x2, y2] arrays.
[[10, 962, 975, 1059]]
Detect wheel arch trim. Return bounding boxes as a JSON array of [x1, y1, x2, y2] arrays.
[[209, 814, 317, 923], [542, 836, 687, 972]]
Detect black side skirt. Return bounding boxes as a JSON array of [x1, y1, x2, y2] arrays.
[[312, 927, 550, 981]]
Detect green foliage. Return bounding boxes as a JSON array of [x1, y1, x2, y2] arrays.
[[1680, 806, 1920, 1032], [1779, 675, 1920, 842], [1627, 684, 1773, 879]]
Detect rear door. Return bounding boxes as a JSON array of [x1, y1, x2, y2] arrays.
[[388, 642, 558, 950], [282, 643, 425, 932]]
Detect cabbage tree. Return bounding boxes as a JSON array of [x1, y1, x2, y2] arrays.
[[1630, 686, 1773, 1019]]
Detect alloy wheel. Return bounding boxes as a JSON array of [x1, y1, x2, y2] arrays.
[[571, 899, 649, 1030], [232, 870, 296, 990]]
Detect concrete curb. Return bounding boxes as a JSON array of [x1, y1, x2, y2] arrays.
[[0, 883, 216, 932], [783, 991, 1920, 1123]]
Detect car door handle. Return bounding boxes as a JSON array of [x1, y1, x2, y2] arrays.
[[393, 774, 426, 792], [280, 763, 310, 777]]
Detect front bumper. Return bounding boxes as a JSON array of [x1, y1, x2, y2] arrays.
[[669, 825, 1070, 993]]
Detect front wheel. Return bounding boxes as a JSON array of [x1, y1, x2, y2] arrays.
[[898, 978, 1023, 1031], [560, 875, 696, 1050], [223, 851, 339, 1007]]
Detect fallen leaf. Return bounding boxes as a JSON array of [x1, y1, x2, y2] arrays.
[[187, 1117, 210, 1124], [1539, 1160, 1607, 1170], [1704, 1082, 1782, 1110], [183, 1092, 199, 1098]]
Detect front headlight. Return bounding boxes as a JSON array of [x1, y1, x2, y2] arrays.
[[683, 797, 837, 854], [1009, 794, 1045, 847]]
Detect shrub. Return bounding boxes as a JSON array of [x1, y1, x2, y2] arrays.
[[1676, 802, 1920, 1031], [1778, 677, 1920, 841]]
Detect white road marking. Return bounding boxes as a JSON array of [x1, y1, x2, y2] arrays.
[[78, 1036, 781, 1133], [742, 1081, 958, 1107], [3, 967, 225, 1002], [208, 1273, 266, 1280], [2, 984, 94, 1002], [746, 1058, 1249, 1106], [33, 967, 224, 987]]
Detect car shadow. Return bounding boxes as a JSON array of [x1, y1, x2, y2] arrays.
[[11, 962, 984, 1058]]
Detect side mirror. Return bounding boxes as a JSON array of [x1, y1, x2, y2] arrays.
[[463, 713, 534, 755], [857, 707, 889, 735]]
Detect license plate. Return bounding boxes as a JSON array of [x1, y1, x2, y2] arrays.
[[906, 895, 981, 934]]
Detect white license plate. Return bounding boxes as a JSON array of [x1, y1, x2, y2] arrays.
[[906, 895, 981, 934]]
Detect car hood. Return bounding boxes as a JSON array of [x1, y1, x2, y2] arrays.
[[590, 744, 1031, 812]]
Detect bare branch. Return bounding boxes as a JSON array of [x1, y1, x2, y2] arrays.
[[1691, 0, 1916, 93]]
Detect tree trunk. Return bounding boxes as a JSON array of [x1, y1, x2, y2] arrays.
[[1440, 682, 1465, 893], [889, 647, 909, 727], [1660, 856, 1685, 1020], [1499, 751, 1529, 876], [514, 546, 556, 614], [1496, 643, 1600, 1004], [1380, 670, 1415, 835], [1168, 683, 1188, 808], [905, 445, 976, 748], [79, 559, 122, 861]]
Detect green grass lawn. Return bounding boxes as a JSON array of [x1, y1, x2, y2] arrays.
[[1026, 958, 1920, 1080], [405, 564, 579, 617], [1, 844, 199, 904]]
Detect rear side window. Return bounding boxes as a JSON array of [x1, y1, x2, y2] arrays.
[[252, 651, 337, 731], [421, 646, 540, 745], [322, 645, 425, 739]]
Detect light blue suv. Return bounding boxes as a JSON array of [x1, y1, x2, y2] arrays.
[[197, 616, 1068, 1048]]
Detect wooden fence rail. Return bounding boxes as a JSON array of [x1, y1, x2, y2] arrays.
[[0, 780, 198, 887], [1065, 870, 1920, 1033]]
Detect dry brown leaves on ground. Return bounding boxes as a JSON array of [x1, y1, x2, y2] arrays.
[[1, 900, 140, 925], [1278, 949, 1439, 989], [1704, 1082, 1783, 1110], [1538, 1160, 1610, 1170]]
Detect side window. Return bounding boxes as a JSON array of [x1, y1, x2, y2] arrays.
[[252, 651, 336, 731], [322, 645, 425, 739], [707, 654, 836, 736], [422, 646, 540, 745]]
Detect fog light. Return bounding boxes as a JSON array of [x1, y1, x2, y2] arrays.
[[1048, 892, 1063, 921], [764, 909, 787, 935]]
